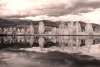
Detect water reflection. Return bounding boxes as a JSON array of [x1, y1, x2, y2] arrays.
[[0, 36, 100, 67], [0, 36, 100, 46], [38, 36, 45, 48], [0, 36, 100, 56]]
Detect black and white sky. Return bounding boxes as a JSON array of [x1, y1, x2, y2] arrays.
[[0, 0, 100, 24]]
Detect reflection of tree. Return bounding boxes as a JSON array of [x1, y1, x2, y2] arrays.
[[57, 36, 65, 49], [51, 36, 57, 43], [16, 36, 25, 43], [27, 36, 34, 47], [38, 36, 45, 49], [66, 37, 78, 52], [85, 37, 93, 53], [74, 37, 81, 52], [1, 36, 100, 55]]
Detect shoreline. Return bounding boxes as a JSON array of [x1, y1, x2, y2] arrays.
[[1, 34, 100, 36]]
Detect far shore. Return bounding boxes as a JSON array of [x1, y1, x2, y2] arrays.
[[1, 34, 100, 36]]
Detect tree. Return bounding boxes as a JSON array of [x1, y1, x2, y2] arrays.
[[68, 21, 74, 35], [75, 21, 81, 34], [85, 23, 93, 35], [29, 23, 34, 35], [58, 22, 66, 35], [38, 21, 45, 34]]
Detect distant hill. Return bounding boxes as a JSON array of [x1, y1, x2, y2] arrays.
[[1, 18, 100, 29], [7, 19, 32, 25], [0, 18, 15, 27], [7, 19, 58, 27]]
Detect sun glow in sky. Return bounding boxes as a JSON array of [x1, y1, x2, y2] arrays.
[[0, 0, 100, 24]]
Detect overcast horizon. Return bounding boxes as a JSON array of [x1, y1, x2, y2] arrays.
[[0, 0, 100, 24]]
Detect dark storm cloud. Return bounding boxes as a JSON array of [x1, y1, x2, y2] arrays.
[[67, 1, 100, 14], [0, 0, 100, 18], [45, 1, 100, 16], [21, 0, 100, 17], [3, 15, 29, 18]]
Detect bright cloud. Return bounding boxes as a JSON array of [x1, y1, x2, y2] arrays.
[[0, 0, 100, 24]]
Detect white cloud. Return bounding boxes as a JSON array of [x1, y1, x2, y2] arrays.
[[20, 8, 100, 25], [0, 0, 80, 17], [81, 8, 100, 24], [0, 0, 100, 24], [20, 15, 59, 21]]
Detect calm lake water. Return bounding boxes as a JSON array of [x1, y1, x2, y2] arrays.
[[0, 36, 100, 67]]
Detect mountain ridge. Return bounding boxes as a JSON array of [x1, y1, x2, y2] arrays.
[[0, 18, 100, 29]]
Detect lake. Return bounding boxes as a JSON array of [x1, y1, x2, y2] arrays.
[[0, 36, 100, 67]]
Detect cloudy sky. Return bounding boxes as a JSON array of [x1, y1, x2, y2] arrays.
[[0, 0, 100, 24]]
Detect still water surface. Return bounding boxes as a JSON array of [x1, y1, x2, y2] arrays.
[[0, 36, 100, 67]]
